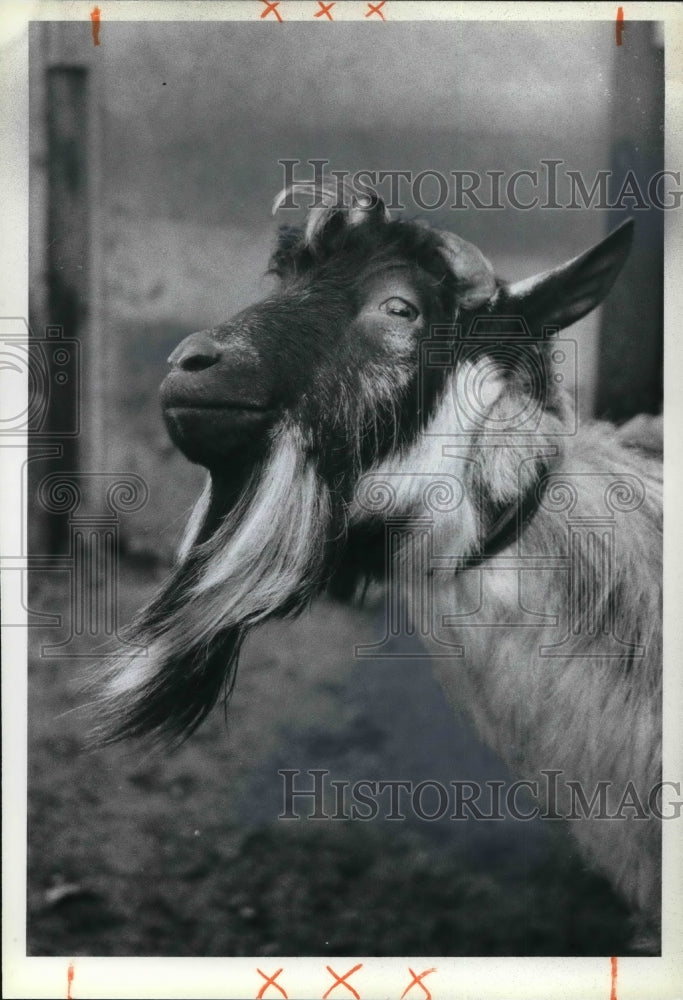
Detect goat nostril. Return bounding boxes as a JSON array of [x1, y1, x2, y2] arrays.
[[178, 352, 219, 372], [168, 335, 222, 372]]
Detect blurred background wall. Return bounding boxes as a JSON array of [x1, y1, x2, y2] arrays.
[[29, 18, 664, 560]]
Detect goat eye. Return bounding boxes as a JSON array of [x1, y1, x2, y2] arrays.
[[379, 297, 419, 321]]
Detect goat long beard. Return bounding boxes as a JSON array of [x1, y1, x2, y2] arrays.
[[93, 424, 336, 745]]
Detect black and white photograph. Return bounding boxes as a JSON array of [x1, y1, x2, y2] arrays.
[[2, 3, 682, 998]]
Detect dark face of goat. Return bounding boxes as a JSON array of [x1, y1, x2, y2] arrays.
[[161, 219, 485, 490], [97, 188, 634, 745]]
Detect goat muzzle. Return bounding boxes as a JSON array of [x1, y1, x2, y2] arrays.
[[160, 329, 276, 466]]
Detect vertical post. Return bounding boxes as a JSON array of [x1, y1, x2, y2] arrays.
[[44, 62, 87, 550], [46, 70, 89, 366], [595, 22, 664, 421], [31, 21, 104, 554]]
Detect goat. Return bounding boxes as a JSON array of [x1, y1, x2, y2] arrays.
[[97, 182, 662, 950]]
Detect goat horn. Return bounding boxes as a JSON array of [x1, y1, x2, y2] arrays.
[[273, 181, 390, 249], [347, 188, 390, 226], [438, 230, 497, 310]]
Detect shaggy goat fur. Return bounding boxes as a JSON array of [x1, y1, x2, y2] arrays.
[[95, 181, 662, 949]]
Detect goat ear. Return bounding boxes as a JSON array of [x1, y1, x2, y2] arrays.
[[501, 220, 634, 332]]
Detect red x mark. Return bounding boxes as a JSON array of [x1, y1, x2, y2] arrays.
[[323, 963, 363, 1000], [401, 967, 436, 1000], [315, 1, 335, 19], [256, 967, 288, 999], [365, 0, 386, 19], [260, 0, 283, 21]]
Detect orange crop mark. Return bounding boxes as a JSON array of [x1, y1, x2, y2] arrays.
[[315, 1, 335, 19], [610, 957, 618, 1000], [66, 963, 75, 1000], [90, 6, 101, 46], [260, 0, 283, 21], [401, 967, 437, 1000], [365, 0, 386, 20], [256, 967, 288, 999], [616, 7, 625, 46], [323, 964, 363, 1000]]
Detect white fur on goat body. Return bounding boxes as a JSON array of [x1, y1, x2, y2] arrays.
[[352, 368, 662, 926]]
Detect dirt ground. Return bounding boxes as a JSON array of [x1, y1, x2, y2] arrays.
[[25, 564, 636, 957]]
